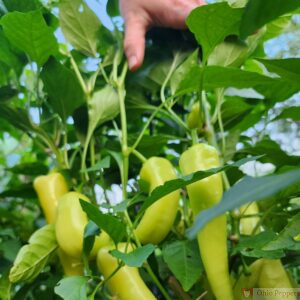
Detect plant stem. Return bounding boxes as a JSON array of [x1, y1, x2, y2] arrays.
[[131, 149, 147, 163], [70, 52, 88, 95], [191, 129, 198, 145]]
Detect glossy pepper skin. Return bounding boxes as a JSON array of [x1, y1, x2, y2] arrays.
[[33, 173, 68, 224], [135, 157, 180, 244], [97, 243, 156, 300], [33, 173, 83, 275], [55, 192, 106, 259], [179, 143, 234, 300]]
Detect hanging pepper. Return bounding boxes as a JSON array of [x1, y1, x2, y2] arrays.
[[55, 191, 108, 259], [33, 172, 68, 224], [97, 243, 156, 300], [234, 203, 296, 300], [187, 102, 203, 132], [135, 157, 180, 244], [33, 173, 83, 275], [179, 143, 234, 300]]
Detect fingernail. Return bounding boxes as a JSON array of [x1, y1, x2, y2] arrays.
[[128, 55, 137, 70]]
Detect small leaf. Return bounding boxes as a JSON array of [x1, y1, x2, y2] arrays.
[[240, 0, 300, 39], [80, 200, 126, 244], [59, 0, 101, 57], [83, 221, 100, 258], [0, 10, 57, 66], [263, 213, 300, 251], [107, 0, 120, 17], [139, 156, 260, 215], [9, 225, 58, 283], [187, 168, 300, 239], [186, 3, 243, 61], [110, 244, 155, 267], [55, 276, 89, 300], [81, 156, 110, 173], [257, 58, 300, 84], [162, 240, 203, 291], [3, 0, 41, 12], [8, 162, 48, 176], [273, 106, 300, 122], [41, 58, 85, 121], [0, 270, 11, 300]]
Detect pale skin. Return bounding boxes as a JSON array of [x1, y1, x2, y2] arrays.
[[120, 0, 205, 71]]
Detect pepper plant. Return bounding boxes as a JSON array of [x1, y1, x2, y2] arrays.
[[0, 0, 300, 299]]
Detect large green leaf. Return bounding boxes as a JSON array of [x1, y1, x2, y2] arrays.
[[162, 240, 203, 291], [9, 225, 58, 283], [0, 10, 57, 66], [59, 0, 101, 57], [257, 58, 300, 84], [55, 276, 88, 300], [3, 0, 41, 12], [263, 213, 300, 251], [240, 0, 300, 39], [176, 65, 298, 102], [186, 169, 300, 239], [80, 200, 127, 244], [0, 271, 10, 300], [186, 2, 243, 62], [41, 58, 85, 121], [110, 244, 155, 267]]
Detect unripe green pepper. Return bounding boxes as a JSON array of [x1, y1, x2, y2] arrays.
[[97, 243, 156, 300], [33, 173, 68, 224], [55, 192, 107, 259], [179, 143, 234, 300], [135, 157, 180, 244], [187, 103, 203, 132]]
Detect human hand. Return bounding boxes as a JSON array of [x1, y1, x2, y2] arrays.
[[120, 0, 205, 71]]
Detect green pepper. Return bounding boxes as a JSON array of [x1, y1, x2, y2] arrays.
[[179, 143, 234, 300], [187, 103, 203, 132], [135, 157, 180, 244], [97, 243, 156, 300]]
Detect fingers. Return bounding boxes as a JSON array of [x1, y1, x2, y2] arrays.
[[124, 15, 148, 71]]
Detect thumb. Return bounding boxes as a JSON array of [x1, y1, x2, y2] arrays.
[[124, 15, 147, 71]]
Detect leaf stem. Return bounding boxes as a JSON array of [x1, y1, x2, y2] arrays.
[[69, 52, 88, 95]]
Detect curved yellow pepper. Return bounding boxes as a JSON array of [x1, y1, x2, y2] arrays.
[[239, 202, 260, 235], [135, 157, 180, 244], [97, 243, 156, 300], [179, 143, 234, 300]]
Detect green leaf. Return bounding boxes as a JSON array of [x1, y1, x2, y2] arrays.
[[0, 271, 11, 300], [0, 183, 36, 199], [9, 224, 58, 283], [232, 231, 284, 259], [80, 200, 126, 244], [55, 276, 88, 300], [83, 221, 100, 258], [162, 240, 203, 291], [0, 104, 36, 133], [262, 213, 300, 251], [240, 0, 300, 39], [186, 3, 243, 61], [0, 86, 18, 102], [170, 50, 198, 95], [176, 65, 298, 102], [0, 10, 57, 66], [3, 0, 41, 12], [187, 169, 300, 239], [273, 106, 300, 122], [110, 244, 155, 267], [82, 156, 111, 173], [263, 15, 292, 41], [107, 0, 120, 17], [85, 85, 119, 149], [257, 58, 300, 84], [41, 58, 85, 121], [59, 0, 101, 57], [139, 156, 260, 215], [8, 162, 48, 176]]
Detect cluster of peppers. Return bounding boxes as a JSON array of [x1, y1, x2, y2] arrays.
[[33, 141, 295, 299]]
